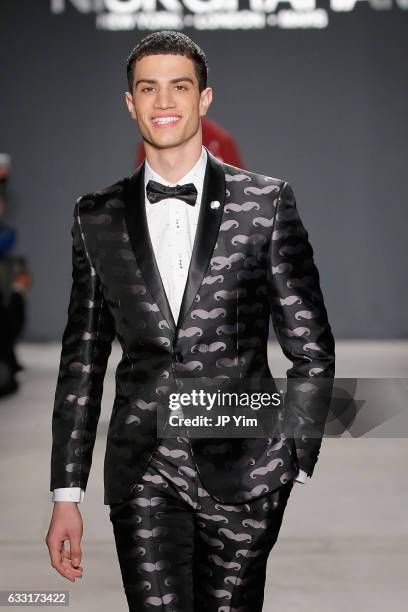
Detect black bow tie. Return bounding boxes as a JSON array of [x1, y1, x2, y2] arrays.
[[146, 179, 198, 206]]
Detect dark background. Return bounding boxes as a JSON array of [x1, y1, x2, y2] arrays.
[[1, 1, 407, 340]]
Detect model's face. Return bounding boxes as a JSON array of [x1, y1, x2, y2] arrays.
[[125, 54, 212, 150]]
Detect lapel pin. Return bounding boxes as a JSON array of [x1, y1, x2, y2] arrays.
[[210, 200, 220, 209]]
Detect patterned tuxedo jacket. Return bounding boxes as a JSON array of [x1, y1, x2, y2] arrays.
[[50, 147, 335, 505]]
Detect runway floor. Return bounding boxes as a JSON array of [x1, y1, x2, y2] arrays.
[[0, 340, 407, 611]]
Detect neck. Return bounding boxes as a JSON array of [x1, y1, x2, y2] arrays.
[[144, 133, 203, 183]]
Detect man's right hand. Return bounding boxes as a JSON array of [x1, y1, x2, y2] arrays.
[[45, 503, 84, 582]]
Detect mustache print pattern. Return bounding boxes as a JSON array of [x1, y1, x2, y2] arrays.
[[272, 262, 293, 275], [158, 319, 171, 330], [216, 357, 241, 368], [215, 503, 251, 513], [224, 575, 252, 585], [145, 335, 171, 346], [144, 594, 178, 606], [266, 437, 286, 455], [206, 587, 232, 599], [135, 527, 167, 539], [137, 302, 161, 314], [235, 548, 263, 559], [125, 415, 141, 425], [231, 234, 267, 245], [241, 518, 268, 529], [132, 579, 151, 591], [216, 323, 246, 335], [295, 310, 317, 320], [210, 253, 246, 270], [69, 362, 91, 374], [65, 394, 87, 406], [244, 184, 280, 195], [272, 228, 290, 240], [53, 158, 334, 554], [178, 465, 196, 478], [138, 560, 170, 573], [220, 219, 240, 231], [190, 308, 227, 320], [197, 513, 229, 523], [208, 555, 241, 570], [252, 216, 275, 227], [277, 295, 303, 306], [225, 173, 252, 182], [157, 446, 189, 461], [310, 367, 325, 376], [201, 274, 224, 285], [250, 458, 284, 479], [157, 470, 189, 491], [131, 399, 157, 412], [282, 326, 311, 338], [174, 360, 204, 372], [241, 485, 270, 499], [217, 528, 252, 543], [109, 435, 295, 611], [279, 243, 306, 256], [141, 473, 169, 487], [191, 341, 227, 353], [105, 197, 124, 209], [224, 201, 261, 213], [304, 342, 322, 352], [178, 326, 204, 338], [214, 288, 247, 301], [286, 276, 314, 288]]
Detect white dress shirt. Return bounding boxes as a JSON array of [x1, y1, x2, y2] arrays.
[[52, 145, 308, 502]]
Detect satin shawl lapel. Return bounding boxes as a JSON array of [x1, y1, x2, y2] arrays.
[[123, 147, 226, 336], [123, 161, 176, 333], [176, 148, 226, 331]]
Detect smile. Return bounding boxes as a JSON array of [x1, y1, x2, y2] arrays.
[[151, 116, 181, 127]]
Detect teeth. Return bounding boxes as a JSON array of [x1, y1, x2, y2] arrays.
[[152, 116, 180, 124]]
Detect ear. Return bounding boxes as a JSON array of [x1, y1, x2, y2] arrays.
[[124, 91, 137, 120], [199, 87, 213, 118]]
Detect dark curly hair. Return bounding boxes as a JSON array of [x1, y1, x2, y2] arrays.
[[126, 31, 208, 94]]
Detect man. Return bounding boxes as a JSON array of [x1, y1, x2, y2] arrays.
[[46, 31, 335, 612]]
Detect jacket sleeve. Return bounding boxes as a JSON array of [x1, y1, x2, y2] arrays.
[[50, 200, 116, 493], [267, 181, 335, 477]]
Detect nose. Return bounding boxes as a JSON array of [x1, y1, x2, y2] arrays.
[[154, 87, 175, 109]]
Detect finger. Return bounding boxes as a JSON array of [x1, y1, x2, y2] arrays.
[[47, 539, 77, 581], [61, 557, 83, 578], [69, 536, 82, 569], [61, 550, 83, 573], [58, 542, 79, 580]]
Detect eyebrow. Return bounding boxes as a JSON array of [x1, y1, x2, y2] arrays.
[[134, 77, 194, 88]]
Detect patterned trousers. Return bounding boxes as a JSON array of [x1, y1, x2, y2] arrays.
[[109, 434, 294, 612]]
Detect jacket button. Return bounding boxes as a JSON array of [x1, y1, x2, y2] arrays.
[[174, 351, 183, 363]]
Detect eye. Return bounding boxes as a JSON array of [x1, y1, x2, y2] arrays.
[[141, 86, 154, 93], [175, 85, 187, 90]]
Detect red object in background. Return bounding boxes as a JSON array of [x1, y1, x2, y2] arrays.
[[134, 116, 245, 169]]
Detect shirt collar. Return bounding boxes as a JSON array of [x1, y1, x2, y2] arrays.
[[144, 145, 208, 194]]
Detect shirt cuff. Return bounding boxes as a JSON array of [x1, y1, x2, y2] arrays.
[[294, 469, 309, 484], [52, 488, 84, 503]]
